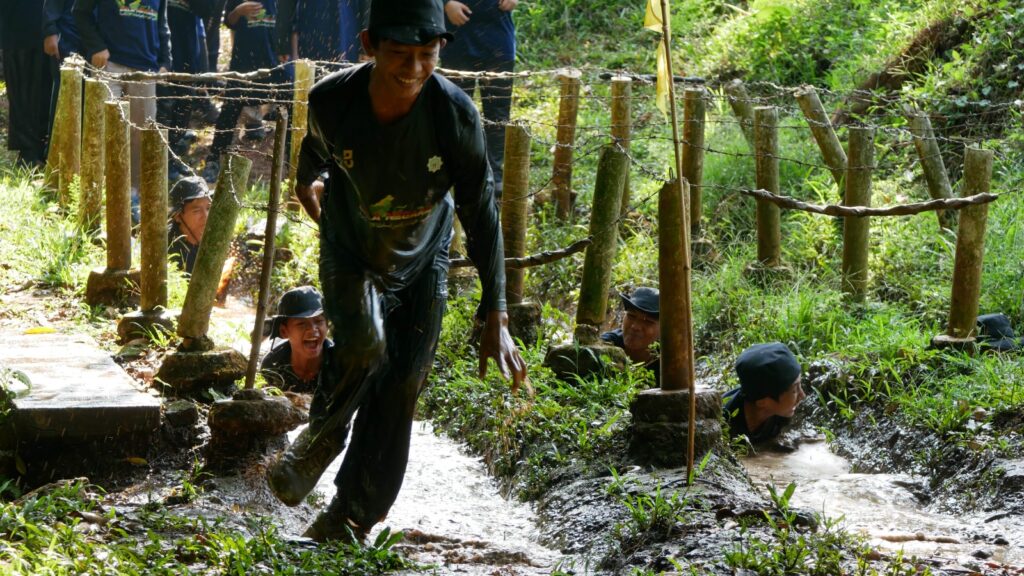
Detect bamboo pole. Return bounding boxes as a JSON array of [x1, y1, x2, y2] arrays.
[[754, 107, 781, 267], [682, 87, 706, 237], [57, 65, 83, 209], [288, 59, 314, 208], [610, 76, 633, 216], [246, 112, 288, 389], [794, 85, 846, 191], [904, 106, 956, 231], [501, 123, 531, 305], [178, 153, 252, 350], [724, 79, 755, 150], [552, 69, 581, 221], [575, 146, 628, 339], [105, 100, 132, 271], [842, 127, 874, 302], [79, 78, 106, 229], [140, 124, 169, 312], [946, 146, 992, 339]]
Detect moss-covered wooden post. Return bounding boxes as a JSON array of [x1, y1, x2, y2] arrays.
[[288, 59, 314, 208], [754, 106, 781, 267], [501, 123, 531, 305], [724, 79, 755, 150], [56, 65, 83, 208], [795, 85, 846, 192], [553, 69, 581, 221], [905, 106, 956, 231], [178, 154, 252, 351], [611, 76, 632, 216], [575, 146, 628, 342], [79, 78, 106, 229], [934, 146, 992, 350], [659, 177, 694, 393], [842, 127, 874, 302], [682, 87, 706, 238]]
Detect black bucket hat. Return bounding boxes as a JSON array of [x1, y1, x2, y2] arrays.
[[735, 342, 801, 401], [369, 0, 454, 45], [169, 176, 212, 216], [268, 286, 325, 338], [621, 287, 659, 317], [977, 313, 1024, 352]]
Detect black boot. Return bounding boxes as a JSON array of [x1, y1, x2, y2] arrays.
[[266, 426, 345, 506]]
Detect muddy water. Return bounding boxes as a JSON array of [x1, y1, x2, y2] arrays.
[[300, 422, 563, 574], [743, 441, 1024, 567]]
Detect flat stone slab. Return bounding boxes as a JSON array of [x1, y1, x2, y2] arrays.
[[0, 332, 161, 442]]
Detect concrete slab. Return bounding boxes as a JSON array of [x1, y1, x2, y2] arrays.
[[0, 332, 161, 442]]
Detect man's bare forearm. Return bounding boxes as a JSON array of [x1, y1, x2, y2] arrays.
[[295, 182, 321, 222]]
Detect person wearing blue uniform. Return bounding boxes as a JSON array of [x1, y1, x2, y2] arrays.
[[167, 176, 213, 274], [75, 0, 171, 221], [723, 342, 806, 444], [601, 286, 661, 378], [2, 0, 52, 167], [202, 0, 292, 182], [442, 0, 517, 193], [274, 0, 362, 62], [265, 0, 527, 543], [43, 0, 82, 160], [165, 0, 215, 181]]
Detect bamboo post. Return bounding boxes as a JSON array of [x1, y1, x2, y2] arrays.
[[945, 147, 992, 340], [246, 112, 288, 389], [610, 76, 633, 216], [140, 124, 169, 312], [552, 69, 581, 221], [682, 87, 706, 237], [79, 78, 106, 229], [501, 123, 531, 305], [842, 127, 874, 302], [574, 146, 628, 340], [178, 153, 252, 351], [795, 85, 846, 191], [904, 106, 957, 231], [56, 65, 83, 209], [659, 177, 694, 393], [754, 107, 781, 267], [105, 100, 132, 270], [724, 79, 755, 150], [288, 59, 314, 208]]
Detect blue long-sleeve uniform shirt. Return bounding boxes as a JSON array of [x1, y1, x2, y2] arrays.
[[441, 0, 515, 70], [74, 0, 171, 71], [43, 0, 82, 57]]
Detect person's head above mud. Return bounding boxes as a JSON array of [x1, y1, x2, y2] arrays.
[[976, 313, 1024, 353], [723, 342, 806, 445], [168, 176, 213, 246], [601, 286, 661, 367], [260, 286, 332, 394], [272, 0, 527, 546]]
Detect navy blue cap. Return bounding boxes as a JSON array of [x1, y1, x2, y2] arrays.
[[369, 0, 454, 45], [269, 286, 324, 338], [169, 176, 212, 215], [621, 287, 659, 317], [977, 313, 1023, 352], [735, 342, 801, 401]]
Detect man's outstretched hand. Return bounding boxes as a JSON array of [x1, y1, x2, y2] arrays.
[[479, 310, 528, 392]]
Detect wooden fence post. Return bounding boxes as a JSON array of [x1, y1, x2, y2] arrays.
[[611, 76, 632, 216], [288, 59, 314, 208], [56, 65, 83, 208], [795, 85, 847, 192], [105, 100, 132, 271], [659, 177, 694, 393], [501, 123, 531, 305], [553, 69, 581, 221], [575, 146, 628, 341], [905, 106, 957, 231], [139, 123, 169, 313], [79, 78, 107, 229], [724, 79, 755, 150], [682, 87, 706, 238], [842, 127, 874, 302], [942, 147, 992, 343], [754, 106, 781, 267]]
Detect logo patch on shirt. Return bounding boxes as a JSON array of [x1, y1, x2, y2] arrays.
[[366, 195, 433, 228], [342, 149, 354, 169], [427, 155, 443, 173], [117, 0, 158, 20]]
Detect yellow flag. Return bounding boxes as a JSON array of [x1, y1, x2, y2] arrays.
[[645, 0, 671, 115], [644, 0, 668, 31]]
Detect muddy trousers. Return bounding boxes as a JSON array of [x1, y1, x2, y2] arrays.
[[309, 247, 448, 530], [450, 61, 514, 192]]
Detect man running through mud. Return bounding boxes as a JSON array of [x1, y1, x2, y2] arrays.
[[265, 0, 528, 542]]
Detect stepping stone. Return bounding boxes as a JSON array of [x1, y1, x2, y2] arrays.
[[0, 332, 160, 481]]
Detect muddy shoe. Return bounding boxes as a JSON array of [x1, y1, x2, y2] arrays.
[[302, 499, 367, 544], [266, 427, 343, 506]]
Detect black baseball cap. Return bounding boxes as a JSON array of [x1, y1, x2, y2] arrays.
[[621, 287, 660, 317], [735, 342, 801, 401], [369, 0, 454, 45], [169, 176, 212, 215], [977, 313, 1023, 352], [269, 286, 325, 337]]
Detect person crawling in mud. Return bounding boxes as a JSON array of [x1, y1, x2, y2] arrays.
[[723, 342, 806, 445], [601, 286, 661, 379], [167, 176, 212, 275], [260, 286, 333, 395], [264, 0, 528, 543]]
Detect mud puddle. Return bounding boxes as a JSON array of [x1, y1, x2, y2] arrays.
[[743, 440, 1024, 567]]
